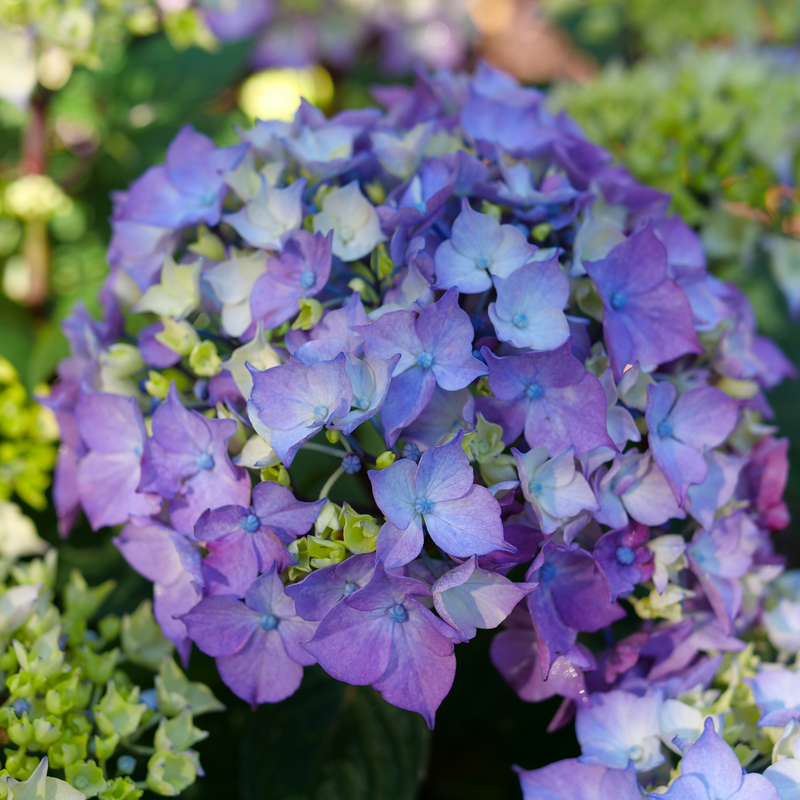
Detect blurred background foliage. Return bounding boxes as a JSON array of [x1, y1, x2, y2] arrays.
[[1, 0, 800, 798]]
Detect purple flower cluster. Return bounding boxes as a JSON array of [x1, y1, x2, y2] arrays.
[[48, 61, 799, 796]]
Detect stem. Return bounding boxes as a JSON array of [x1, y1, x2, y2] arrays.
[[319, 466, 345, 500], [303, 442, 347, 459]]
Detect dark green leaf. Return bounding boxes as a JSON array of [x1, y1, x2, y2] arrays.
[[240, 667, 430, 800]]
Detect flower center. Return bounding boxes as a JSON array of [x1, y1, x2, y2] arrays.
[[196, 453, 214, 471], [627, 745, 643, 762], [299, 270, 316, 289], [657, 420, 673, 438], [416, 352, 434, 369], [343, 581, 358, 596], [313, 405, 329, 421], [540, 562, 556, 582], [414, 497, 434, 515], [260, 613, 279, 631], [530, 481, 543, 495], [525, 383, 543, 400], [388, 604, 408, 623], [610, 292, 627, 310], [512, 312, 528, 329], [133, 444, 143, 458], [239, 514, 260, 533], [355, 396, 370, 411], [339, 225, 354, 242], [615, 545, 636, 566], [200, 191, 217, 206], [475, 255, 493, 270]]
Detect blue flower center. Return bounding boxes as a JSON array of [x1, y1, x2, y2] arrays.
[[388, 604, 408, 623], [615, 545, 636, 566], [342, 454, 362, 475], [260, 613, 279, 631], [610, 292, 627, 310], [200, 191, 217, 206], [343, 581, 358, 596], [530, 481, 543, 495], [525, 383, 543, 400], [512, 312, 528, 329], [628, 746, 643, 761], [475, 256, 493, 270], [657, 420, 673, 438], [414, 497, 434, 515], [299, 270, 316, 289], [540, 562, 556, 582], [133, 444, 143, 458], [313, 405, 329, 421], [416, 352, 434, 369], [239, 514, 260, 533], [355, 396, 370, 411], [196, 453, 214, 471]]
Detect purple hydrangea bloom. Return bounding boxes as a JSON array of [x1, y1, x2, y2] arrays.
[[303, 563, 459, 728], [515, 760, 642, 800], [576, 689, 664, 772], [594, 523, 654, 602], [649, 717, 779, 800], [593, 451, 685, 529], [181, 565, 317, 706], [483, 341, 614, 456], [584, 225, 702, 380], [513, 447, 599, 534], [139, 384, 251, 534], [688, 512, 758, 634], [378, 158, 455, 233], [115, 518, 204, 665], [196, 482, 324, 598], [354, 288, 487, 446], [431, 556, 537, 640], [401, 386, 475, 451], [117, 126, 248, 229], [285, 553, 376, 621], [250, 230, 333, 329], [75, 390, 161, 530], [329, 354, 400, 436], [487, 256, 571, 350], [433, 199, 539, 293], [646, 381, 738, 505], [248, 353, 353, 465], [526, 542, 626, 676], [747, 669, 800, 728], [369, 432, 512, 568]]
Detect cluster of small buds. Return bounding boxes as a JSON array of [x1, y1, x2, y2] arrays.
[[0, 537, 222, 798], [45, 61, 800, 796]]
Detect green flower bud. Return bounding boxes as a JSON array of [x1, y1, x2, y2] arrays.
[[188, 225, 226, 261], [154, 658, 224, 719], [64, 571, 115, 628], [65, 760, 109, 798], [375, 451, 396, 469], [259, 465, 291, 488], [342, 505, 379, 555], [305, 535, 346, 569], [188, 341, 222, 378], [286, 538, 311, 582], [8, 712, 33, 747], [75, 646, 120, 686], [481, 201, 503, 222], [92, 733, 120, 762], [470, 414, 505, 464], [146, 751, 197, 796], [99, 777, 143, 800], [32, 716, 61, 747], [120, 602, 173, 670], [94, 682, 147, 739], [154, 710, 207, 753], [291, 298, 323, 331], [4, 751, 39, 781], [97, 616, 121, 643], [48, 733, 88, 769]]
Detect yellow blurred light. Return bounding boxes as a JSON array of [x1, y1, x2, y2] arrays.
[[239, 66, 334, 123]]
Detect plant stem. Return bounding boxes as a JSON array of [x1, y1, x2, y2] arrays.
[[319, 466, 345, 500], [303, 442, 347, 459]]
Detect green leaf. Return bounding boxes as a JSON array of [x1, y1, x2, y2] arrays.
[[240, 667, 430, 800]]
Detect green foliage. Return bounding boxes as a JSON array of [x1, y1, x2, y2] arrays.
[[0, 358, 58, 511], [542, 0, 800, 57], [0, 538, 222, 797], [551, 47, 800, 325], [240, 667, 431, 800]]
